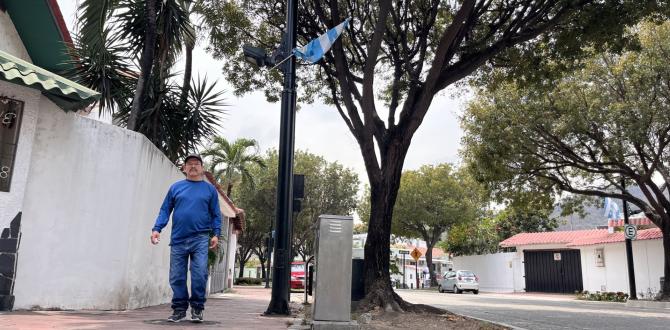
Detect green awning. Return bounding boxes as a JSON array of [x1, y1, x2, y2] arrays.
[[0, 50, 99, 111]]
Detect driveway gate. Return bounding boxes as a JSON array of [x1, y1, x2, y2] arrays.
[[524, 249, 583, 293]]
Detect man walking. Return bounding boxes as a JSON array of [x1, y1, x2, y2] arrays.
[[151, 154, 221, 323]]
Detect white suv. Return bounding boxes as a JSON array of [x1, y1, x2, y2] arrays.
[[438, 270, 479, 294]]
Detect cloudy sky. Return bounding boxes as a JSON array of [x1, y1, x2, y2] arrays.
[[56, 1, 468, 185]]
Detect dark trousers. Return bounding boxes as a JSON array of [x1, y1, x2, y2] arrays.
[[170, 234, 209, 311]]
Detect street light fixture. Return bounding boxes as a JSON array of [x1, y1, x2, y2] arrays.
[[241, 0, 298, 316], [242, 45, 272, 67]]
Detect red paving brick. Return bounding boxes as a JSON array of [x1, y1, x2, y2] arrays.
[[0, 286, 301, 329]]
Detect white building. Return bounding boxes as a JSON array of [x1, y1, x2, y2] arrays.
[[454, 222, 664, 296], [353, 234, 451, 289], [0, 2, 240, 310]]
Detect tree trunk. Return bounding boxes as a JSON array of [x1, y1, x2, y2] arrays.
[[179, 42, 193, 109], [260, 259, 267, 280], [128, 0, 157, 131], [425, 243, 438, 287], [238, 262, 245, 278], [359, 157, 411, 311]]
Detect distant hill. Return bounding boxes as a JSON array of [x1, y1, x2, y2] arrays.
[[552, 185, 665, 231]]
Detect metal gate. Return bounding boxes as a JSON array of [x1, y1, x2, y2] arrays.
[[209, 243, 226, 293], [524, 249, 583, 293]]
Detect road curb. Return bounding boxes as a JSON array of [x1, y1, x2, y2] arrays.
[[459, 314, 527, 330], [625, 299, 670, 309]]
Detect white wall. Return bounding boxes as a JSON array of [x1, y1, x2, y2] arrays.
[[0, 11, 41, 230], [453, 252, 518, 292], [0, 10, 30, 60], [226, 225, 237, 289], [12, 105, 184, 310], [579, 239, 664, 296]]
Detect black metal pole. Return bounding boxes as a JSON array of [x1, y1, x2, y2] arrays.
[[265, 0, 297, 315], [621, 178, 638, 300], [402, 254, 406, 289], [415, 263, 419, 289], [265, 218, 273, 289]]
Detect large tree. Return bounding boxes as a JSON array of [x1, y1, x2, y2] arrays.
[[235, 150, 359, 276], [444, 199, 558, 256], [292, 151, 360, 261], [70, 0, 224, 162], [391, 164, 487, 286], [462, 21, 670, 299], [199, 0, 669, 309]]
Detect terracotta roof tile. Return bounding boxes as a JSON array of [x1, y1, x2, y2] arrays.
[[499, 229, 607, 248], [567, 228, 662, 247], [500, 228, 663, 248]]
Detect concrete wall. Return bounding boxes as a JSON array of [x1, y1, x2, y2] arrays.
[[12, 105, 184, 310], [0, 11, 40, 230], [224, 221, 237, 289], [579, 239, 664, 296], [453, 252, 518, 292]]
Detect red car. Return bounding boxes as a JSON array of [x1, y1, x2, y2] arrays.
[[290, 261, 306, 289]]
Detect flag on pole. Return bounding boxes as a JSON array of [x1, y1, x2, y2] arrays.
[[603, 197, 621, 220], [293, 18, 350, 64]]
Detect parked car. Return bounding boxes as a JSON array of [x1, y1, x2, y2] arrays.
[[290, 261, 306, 289], [438, 270, 479, 294]]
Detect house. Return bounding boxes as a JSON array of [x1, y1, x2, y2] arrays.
[[499, 221, 663, 295], [204, 172, 245, 293], [0, 1, 234, 311]]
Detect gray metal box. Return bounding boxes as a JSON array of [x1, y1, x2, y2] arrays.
[[312, 215, 354, 322]]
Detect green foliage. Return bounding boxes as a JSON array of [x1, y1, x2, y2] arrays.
[[202, 137, 266, 198], [235, 149, 359, 262], [444, 189, 557, 256], [576, 291, 629, 303], [68, 0, 225, 163], [462, 21, 670, 230], [392, 164, 486, 241], [197, 1, 668, 105], [441, 216, 499, 257]]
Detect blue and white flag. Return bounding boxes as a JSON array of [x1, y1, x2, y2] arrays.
[[603, 197, 621, 220], [293, 18, 350, 64]]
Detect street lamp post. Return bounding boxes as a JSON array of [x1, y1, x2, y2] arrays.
[[241, 0, 299, 315], [621, 178, 638, 300]]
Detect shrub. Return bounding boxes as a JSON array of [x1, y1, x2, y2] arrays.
[[575, 290, 628, 303], [234, 277, 264, 285]]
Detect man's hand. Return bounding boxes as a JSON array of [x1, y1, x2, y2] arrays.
[[210, 236, 219, 249], [151, 231, 160, 245]]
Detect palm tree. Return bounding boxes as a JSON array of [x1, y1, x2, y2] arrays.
[[67, 0, 223, 163], [202, 137, 266, 198]]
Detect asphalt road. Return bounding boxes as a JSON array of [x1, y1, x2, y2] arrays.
[[396, 289, 670, 330]]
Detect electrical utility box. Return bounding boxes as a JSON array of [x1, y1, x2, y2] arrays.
[[312, 215, 354, 322]]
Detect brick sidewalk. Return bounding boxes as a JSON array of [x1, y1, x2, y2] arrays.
[[0, 286, 301, 329]]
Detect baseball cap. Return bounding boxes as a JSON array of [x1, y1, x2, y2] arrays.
[[184, 153, 203, 164]]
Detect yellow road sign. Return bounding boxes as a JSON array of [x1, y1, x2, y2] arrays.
[[410, 248, 422, 261]]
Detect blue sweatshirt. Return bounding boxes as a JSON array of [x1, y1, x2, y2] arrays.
[[152, 179, 222, 245]]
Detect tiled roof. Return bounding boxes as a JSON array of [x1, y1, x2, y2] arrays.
[[567, 228, 662, 247], [499, 230, 608, 247], [405, 246, 447, 258], [0, 50, 100, 111], [500, 228, 663, 248]]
